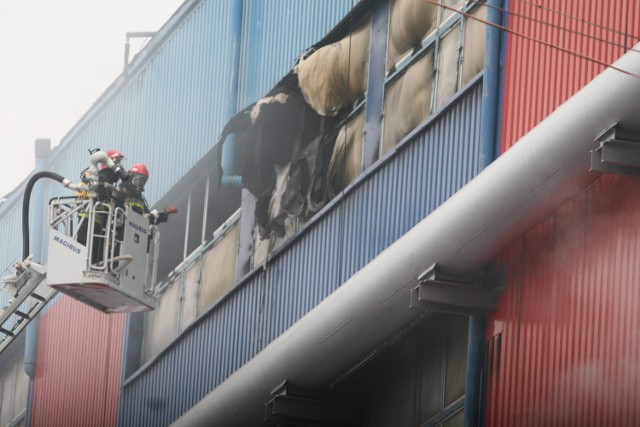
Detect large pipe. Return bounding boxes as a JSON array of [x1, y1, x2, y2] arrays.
[[173, 46, 640, 426]]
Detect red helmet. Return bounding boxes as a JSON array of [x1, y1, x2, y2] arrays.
[[100, 149, 125, 170], [106, 149, 125, 162], [128, 163, 149, 190], [129, 163, 149, 177]]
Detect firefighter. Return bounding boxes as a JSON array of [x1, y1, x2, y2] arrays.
[[77, 149, 127, 265], [93, 149, 127, 208], [113, 164, 175, 266], [118, 163, 150, 214], [117, 164, 172, 224], [99, 149, 126, 183]]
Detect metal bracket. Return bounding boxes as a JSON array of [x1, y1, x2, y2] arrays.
[[590, 124, 640, 176], [409, 263, 503, 316], [264, 381, 361, 426]]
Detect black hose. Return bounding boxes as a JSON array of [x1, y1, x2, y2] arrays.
[[22, 171, 66, 260]]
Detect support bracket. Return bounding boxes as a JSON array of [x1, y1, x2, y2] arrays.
[[264, 381, 361, 426], [409, 263, 503, 316], [590, 124, 640, 176]]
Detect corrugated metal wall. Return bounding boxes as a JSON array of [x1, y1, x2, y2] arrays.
[[238, 0, 355, 107], [0, 0, 354, 304], [142, 218, 241, 364], [500, 0, 640, 153], [0, 206, 23, 308], [121, 279, 264, 426], [119, 79, 484, 426], [0, 334, 28, 426], [31, 296, 125, 427], [0, 0, 351, 420], [44, 0, 236, 205], [486, 174, 640, 426], [0, 0, 232, 277], [488, 0, 640, 425], [260, 81, 484, 343]]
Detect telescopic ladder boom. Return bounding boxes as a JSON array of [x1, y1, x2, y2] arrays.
[[0, 258, 56, 354]]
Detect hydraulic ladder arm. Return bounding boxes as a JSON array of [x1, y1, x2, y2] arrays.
[[0, 258, 56, 354]]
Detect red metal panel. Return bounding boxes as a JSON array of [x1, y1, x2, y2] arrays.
[[486, 174, 640, 426], [31, 296, 124, 427], [500, 0, 636, 153], [493, 4, 640, 421]]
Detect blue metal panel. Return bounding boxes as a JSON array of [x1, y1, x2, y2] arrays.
[[118, 80, 483, 425], [39, 0, 236, 207], [0, 204, 23, 307], [28, 0, 351, 213], [261, 212, 344, 344], [0, 0, 485, 423], [0, 0, 351, 275], [0, 0, 241, 277], [341, 81, 483, 281], [119, 274, 264, 426], [238, 0, 353, 107], [260, 82, 484, 326]]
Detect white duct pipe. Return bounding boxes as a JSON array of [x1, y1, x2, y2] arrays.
[[172, 47, 640, 426], [88, 150, 115, 176], [60, 151, 118, 191]]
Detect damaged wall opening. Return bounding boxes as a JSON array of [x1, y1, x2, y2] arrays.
[[218, 0, 487, 267], [133, 0, 489, 368]]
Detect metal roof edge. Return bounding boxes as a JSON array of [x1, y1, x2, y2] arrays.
[[47, 0, 205, 167]]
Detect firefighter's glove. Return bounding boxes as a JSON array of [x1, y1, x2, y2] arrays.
[[116, 167, 129, 182], [148, 206, 176, 224], [163, 206, 178, 215], [157, 212, 169, 223]]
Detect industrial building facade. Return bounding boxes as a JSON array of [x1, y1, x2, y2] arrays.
[[0, 0, 638, 426]]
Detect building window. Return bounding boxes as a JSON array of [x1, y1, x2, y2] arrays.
[[382, 0, 486, 152]]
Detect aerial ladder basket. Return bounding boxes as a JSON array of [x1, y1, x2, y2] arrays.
[[46, 197, 159, 313], [0, 150, 173, 354]]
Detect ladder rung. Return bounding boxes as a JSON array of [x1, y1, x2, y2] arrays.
[[0, 328, 14, 337], [14, 311, 30, 320], [31, 293, 45, 302]]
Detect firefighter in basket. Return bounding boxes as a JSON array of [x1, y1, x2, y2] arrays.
[[76, 149, 128, 264]]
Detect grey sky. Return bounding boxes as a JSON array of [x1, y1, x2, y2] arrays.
[[1, 0, 184, 198]]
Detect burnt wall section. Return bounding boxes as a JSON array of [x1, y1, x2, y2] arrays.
[[296, 19, 371, 117], [218, 1, 486, 264], [119, 80, 484, 427]]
